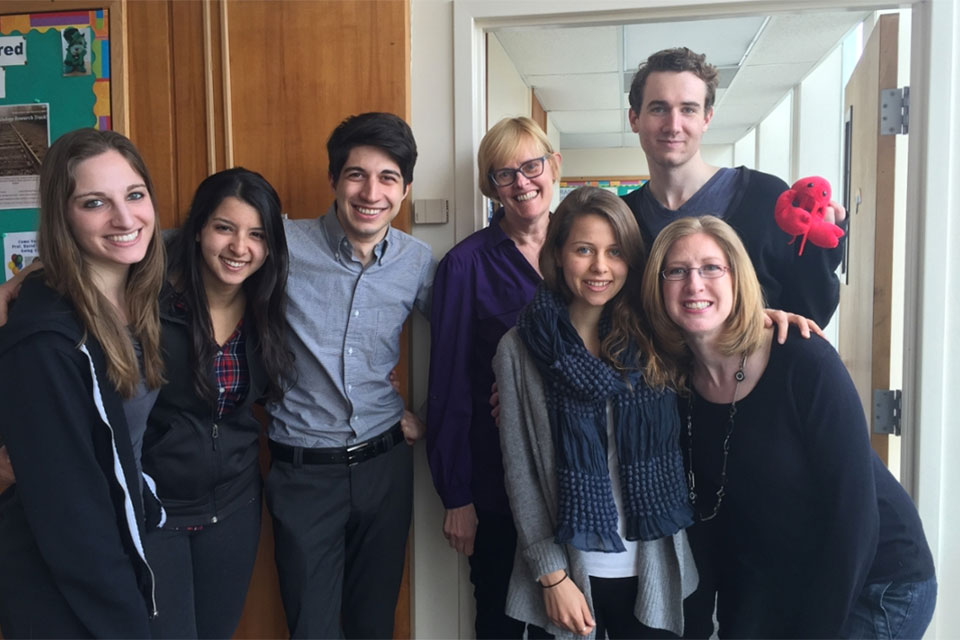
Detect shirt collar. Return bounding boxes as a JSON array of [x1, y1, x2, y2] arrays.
[[483, 207, 513, 250], [321, 203, 392, 266]]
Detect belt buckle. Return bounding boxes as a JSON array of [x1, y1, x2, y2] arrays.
[[345, 441, 366, 467]]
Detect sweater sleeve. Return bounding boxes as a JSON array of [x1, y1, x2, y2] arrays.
[[426, 253, 477, 509], [493, 331, 569, 580], [775, 239, 842, 328], [790, 337, 878, 637], [0, 336, 152, 638]]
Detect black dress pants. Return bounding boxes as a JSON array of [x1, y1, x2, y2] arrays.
[[266, 439, 413, 639]]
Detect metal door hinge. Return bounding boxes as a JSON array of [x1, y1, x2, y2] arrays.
[[880, 87, 909, 135], [873, 389, 902, 435]]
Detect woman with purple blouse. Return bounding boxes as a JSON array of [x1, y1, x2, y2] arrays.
[[427, 117, 559, 638]]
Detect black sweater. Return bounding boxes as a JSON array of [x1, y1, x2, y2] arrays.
[[0, 274, 158, 638], [623, 168, 843, 327], [681, 329, 934, 638], [141, 284, 269, 527]]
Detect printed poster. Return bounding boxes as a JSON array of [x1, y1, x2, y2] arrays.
[[0, 103, 49, 210], [3, 231, 38, 281]]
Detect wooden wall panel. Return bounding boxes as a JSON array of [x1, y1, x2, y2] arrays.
[[223, 2, 413, 638], [169, 0, 211, 224], [224, 0, 410, 222], [126, 1, 179, 231]]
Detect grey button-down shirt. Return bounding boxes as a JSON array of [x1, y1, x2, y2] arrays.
[[267, 204, 435, 448]]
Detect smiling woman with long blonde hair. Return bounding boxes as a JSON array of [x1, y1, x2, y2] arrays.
[[0, 128, 165, 638], [641, 215, 936, 639]]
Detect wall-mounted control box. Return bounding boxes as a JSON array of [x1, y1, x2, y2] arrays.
[[413, 199, 449, 224]]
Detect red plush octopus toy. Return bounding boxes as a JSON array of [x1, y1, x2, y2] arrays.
[[774, 176, 845, 256]]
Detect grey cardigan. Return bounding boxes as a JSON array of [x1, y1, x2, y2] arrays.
[[493, 329, 698, 639]]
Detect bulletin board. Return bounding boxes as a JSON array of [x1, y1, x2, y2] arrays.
[[0, 9, 111, 281], [559, 176, 649, 201]]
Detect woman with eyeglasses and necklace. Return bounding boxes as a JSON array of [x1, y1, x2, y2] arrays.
[[641, 215, 936, 639], [426, 117, 560, 638]]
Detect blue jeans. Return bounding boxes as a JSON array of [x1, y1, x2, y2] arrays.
[[846, 576, 937, 639]]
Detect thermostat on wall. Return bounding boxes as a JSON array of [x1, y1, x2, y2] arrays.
[[414, 199, 449, 224]]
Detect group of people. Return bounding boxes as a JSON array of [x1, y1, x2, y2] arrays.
[[427, 47, 936, 640], [0, 46, 936, 640], [0, 113, 430, 639]]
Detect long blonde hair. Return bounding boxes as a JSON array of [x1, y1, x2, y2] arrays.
[[38, 128, 165, 396], [641, 215, 767, 391]]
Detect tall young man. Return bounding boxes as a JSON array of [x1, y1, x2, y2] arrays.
[[623, 47, 845, 326], [266, 112, 435, 639]]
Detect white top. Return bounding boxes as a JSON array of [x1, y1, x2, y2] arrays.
[[580, 403, 641, 578]]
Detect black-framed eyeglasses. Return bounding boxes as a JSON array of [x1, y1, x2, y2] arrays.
[[489, 156, 547, 187], [661, 264, 730, 281]]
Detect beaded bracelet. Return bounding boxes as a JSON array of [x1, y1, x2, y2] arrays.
[[538, 570, 568, 589]]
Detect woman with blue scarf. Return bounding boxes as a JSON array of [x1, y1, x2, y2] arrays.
[[493, 186, 698, 639]]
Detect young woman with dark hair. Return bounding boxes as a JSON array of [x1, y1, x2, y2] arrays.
[[141, 167, 293, 639]]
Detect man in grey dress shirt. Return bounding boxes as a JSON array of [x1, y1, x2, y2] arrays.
[[265, 112, 435, 639]]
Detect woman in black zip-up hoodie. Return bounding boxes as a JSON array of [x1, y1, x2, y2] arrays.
[[141, 168, 292, 639], [0, 129, 166, 638]]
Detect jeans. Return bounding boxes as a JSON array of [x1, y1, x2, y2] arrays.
[[144, 495, 261, 639], [845, 576, 937, 639]]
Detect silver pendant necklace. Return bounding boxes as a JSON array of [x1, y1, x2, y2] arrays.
[[686, 352, 747, 522]]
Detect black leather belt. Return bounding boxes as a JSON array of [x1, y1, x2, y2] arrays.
[[269, 422, 403, 467]]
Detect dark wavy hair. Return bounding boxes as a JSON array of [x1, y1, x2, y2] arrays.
[[167, 167, 293, 402], [327, 112, 417, 186], [628, 47, 719, 114]]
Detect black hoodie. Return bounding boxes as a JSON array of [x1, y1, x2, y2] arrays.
[[0, 273, 159, 638]]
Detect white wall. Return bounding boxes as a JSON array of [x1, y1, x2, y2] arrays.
[[755, 91, 793, 179], [793, 47, 843, 185], [487, 34, 531, 127], [409, 2, 467, 638], [560, 144, 732, 178], [733, 129, 757, 168]]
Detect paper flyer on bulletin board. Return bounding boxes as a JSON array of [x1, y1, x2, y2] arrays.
[[3, 230, 38, 280], [0, 103, 49, 210]]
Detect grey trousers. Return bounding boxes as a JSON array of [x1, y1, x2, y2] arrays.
[[266, 440, 413, 639]]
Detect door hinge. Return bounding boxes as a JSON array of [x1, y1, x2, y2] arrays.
[[880, 87, 909, 135], [872, 389, 902, 436]]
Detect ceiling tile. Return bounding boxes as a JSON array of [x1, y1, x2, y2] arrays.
[[550, 110, 623, 134], [533, 73, 622, 111], [495, 27, 619, 76], [748, 13, 865, 65], [622, 17, 766, 71]]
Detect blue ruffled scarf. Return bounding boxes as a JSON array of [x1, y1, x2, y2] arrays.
[[516, 285, 693, 552]]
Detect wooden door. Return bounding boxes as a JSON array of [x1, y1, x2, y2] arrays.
[[838, 14, 900, 464]]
